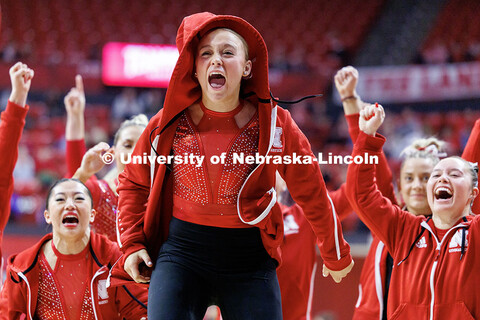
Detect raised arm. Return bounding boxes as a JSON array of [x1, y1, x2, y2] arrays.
[[65, 75, 87, 176], [330, 67, 397, 221], [346, 104, 415, 255], [0, 63, 33, 248]]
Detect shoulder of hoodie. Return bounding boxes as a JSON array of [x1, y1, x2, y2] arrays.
[[8, 232, 121, 271], [89, 232, 122, 266], [7, 233, 52, 272], [274, 104, 295, 126]]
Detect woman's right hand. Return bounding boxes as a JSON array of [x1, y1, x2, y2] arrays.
[[9, 62, 34, 107], [359, 103, 385, 136], [334, 66, 359, 101], [64, 75, 85, 117], [124, 249, 153, 283]]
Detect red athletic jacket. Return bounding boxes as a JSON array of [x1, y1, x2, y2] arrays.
[[0, 101, 29, 262], [353, 117, 480, 320], [276, 113, 395, 320], [111, 12, 352, 286], [347, 132, 480, 320], [0, 232, 147, 320]]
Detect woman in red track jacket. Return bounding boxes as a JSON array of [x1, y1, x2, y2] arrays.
[[337, 66, 480, 320], [0, 179, 147, 319], [112, 12, 353, 319], [347, 104, 480, 320]]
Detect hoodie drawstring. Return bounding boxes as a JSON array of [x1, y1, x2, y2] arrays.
[[460, 216, 468, 260], [397, 217, 432, 266], [269, 91, 323, 105], [242, 91, 323, 105]]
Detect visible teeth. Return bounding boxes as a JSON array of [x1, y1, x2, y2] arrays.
[[435, 187, 452, 195]]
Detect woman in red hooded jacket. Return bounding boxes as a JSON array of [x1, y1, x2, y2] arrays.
[[112, 12, 353, 319], [0, 178, 148, 320], [337, 66, 480, 320], [347, 104, 480, 319]]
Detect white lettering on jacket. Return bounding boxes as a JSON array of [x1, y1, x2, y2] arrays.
[[98, 279, 109, 301], [284, 214, 300, 236], [449, 229, 468, 253]]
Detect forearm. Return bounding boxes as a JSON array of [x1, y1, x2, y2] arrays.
[[281, 116, 352, 270], [66, 113, 85, 140], [72, 166, 94, 183], [342, 96, 363, 116], [345, 132, 407, 253], [117, 171, 150, 254], [65, 139, 87, 177]]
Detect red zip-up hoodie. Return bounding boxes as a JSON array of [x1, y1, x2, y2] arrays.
[[347, 132, 480, 320], [111, 12, 352, 286], [0, 232, 147, 319], [353, 117, 480, 320]]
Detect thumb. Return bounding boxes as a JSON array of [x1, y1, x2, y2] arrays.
[[140, 251, 153, 267], [322, 264, 329, 278]]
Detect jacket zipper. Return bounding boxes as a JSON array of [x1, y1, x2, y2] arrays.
[[421, 222, 467, 320], [237, 106, 278, 225], [17, 272, 33, 320], [374, 241, 385, 320]]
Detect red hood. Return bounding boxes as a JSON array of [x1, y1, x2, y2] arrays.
[[159, 12, 271, 133]]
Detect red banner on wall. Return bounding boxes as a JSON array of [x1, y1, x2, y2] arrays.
[[334, 62, 480, 104], [102, 42, 179, 88]]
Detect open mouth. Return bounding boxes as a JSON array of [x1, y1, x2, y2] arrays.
[[208, 72, 226, 88], [62, 214, 79, 227], [434, 187, 453, 200]]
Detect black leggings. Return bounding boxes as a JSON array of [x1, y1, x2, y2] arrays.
[[148, 217, 283, 320]]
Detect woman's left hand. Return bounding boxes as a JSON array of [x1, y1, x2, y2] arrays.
[[359, 103, 385, 136]]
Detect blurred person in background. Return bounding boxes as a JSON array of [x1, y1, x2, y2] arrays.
[[64, 75, 148, 241]]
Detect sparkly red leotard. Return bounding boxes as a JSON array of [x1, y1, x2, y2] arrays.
[[35, 242, 94, 320], [172, 101, 259, 228]]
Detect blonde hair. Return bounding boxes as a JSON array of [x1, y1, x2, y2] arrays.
[[400, 137, 447, 168], [113, 114, 148, 145], [449, 156, 479, 190]]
